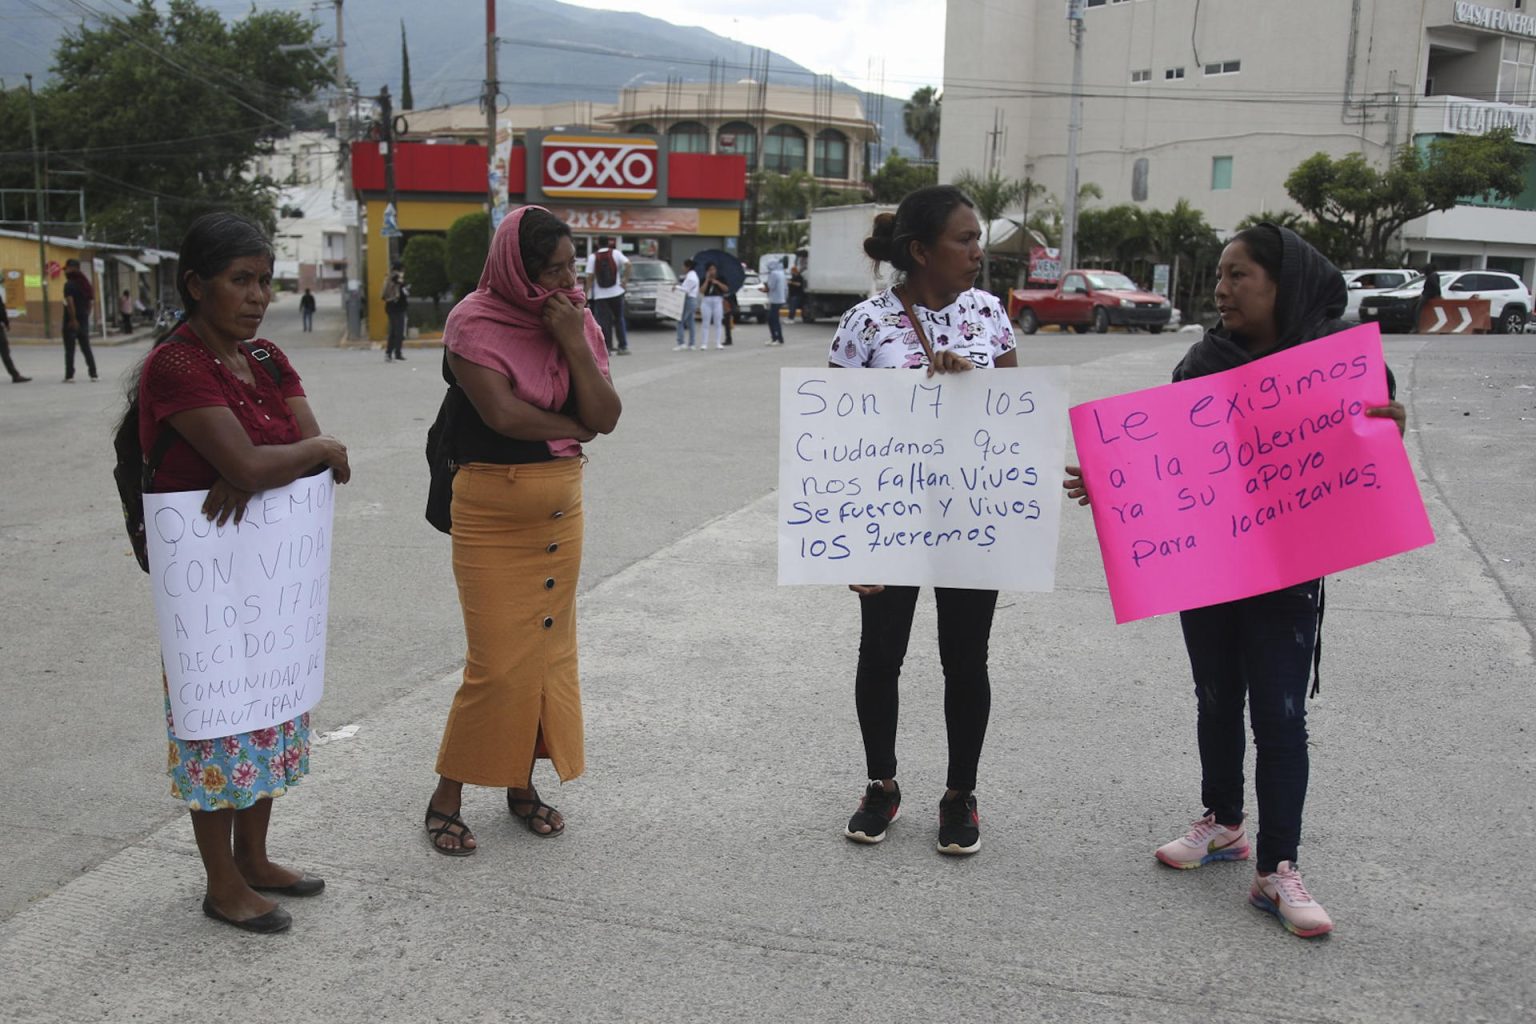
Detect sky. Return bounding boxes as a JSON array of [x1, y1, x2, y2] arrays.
[[554, 0, 947, 96]]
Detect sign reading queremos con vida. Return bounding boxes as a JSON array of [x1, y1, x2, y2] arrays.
[[541, 135, 659, 201], [1454, 1, 1536, 38]]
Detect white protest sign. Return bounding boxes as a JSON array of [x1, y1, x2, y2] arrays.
[[779, 367, 1070, 590], [655, 285, 686, 322], [146, 473, 336, 740]]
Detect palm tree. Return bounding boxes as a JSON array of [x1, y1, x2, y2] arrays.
[[903, 87, 941, 162], [953, 170, 1028, 292]]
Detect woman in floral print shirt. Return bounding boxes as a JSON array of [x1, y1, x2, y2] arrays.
[[827, 185, 1018, 857]]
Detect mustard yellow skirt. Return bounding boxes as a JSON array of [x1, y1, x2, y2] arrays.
[[436, 459, 585, 789]]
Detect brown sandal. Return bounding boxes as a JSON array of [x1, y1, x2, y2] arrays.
[[507, 790, 565, 837], [425, 805, 477, 856]]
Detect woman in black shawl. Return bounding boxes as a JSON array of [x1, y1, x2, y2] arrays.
[[1065, 224, 1405, 939]]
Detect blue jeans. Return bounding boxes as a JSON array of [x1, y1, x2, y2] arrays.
[[1178, 580, 1321, 872], [675, 295, 697, 347], [767, 303, 784, 343]]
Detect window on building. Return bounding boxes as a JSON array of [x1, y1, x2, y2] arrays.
[[763, 124, 808, 173], [717, 121, 758, 170], [1204, 60, 1242, 76], [1499, 39, 1536, 106], [1211, 156, 1233, 190], [1165, 67, 1185, 81], [1132, 158, 1149, 201], [667, 121, 709, 154], [814, 129, 850, 179], [628, 123, 657, 134], [1131, 69, 1151, 83]]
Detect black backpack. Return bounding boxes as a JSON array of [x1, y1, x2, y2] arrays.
[[594, 249, 618, 289], [114, 335, 283, 572]]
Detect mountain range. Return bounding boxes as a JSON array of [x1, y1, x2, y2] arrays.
[[2, 0, 920, 161]]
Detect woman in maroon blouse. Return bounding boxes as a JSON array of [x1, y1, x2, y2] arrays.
[[120, 212, 350, 933]]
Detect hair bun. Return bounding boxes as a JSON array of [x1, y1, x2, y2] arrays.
[[863, 213, 898, 263]]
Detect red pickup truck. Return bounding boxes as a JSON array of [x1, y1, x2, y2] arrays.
[[1007, 270, 1172, 335]]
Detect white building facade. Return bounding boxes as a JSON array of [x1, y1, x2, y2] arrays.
[[942, 0, 1536, 285]]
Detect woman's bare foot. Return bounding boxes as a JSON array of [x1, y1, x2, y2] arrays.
[[426, 778, 476, 853]]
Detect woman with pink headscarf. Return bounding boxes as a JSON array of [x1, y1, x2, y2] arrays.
[[423, 206, 621, 855]]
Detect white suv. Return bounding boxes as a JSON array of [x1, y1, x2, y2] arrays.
[[1359, 270, 1533, 334], [1342, 268, 1414, 322]]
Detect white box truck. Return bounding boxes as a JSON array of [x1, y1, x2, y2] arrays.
[[799, 203, 896, 322]]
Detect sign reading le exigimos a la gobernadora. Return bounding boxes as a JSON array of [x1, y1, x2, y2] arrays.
[[1068, 323, 1434, 623], [146, 474, 335, 740], [778, 367, 1070, 591]]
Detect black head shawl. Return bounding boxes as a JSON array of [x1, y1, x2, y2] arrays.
[[1172, 224, 1350, 383]]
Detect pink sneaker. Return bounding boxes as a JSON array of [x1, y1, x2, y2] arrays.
[[1249, 861, 1334, 938], [1154, 813, 1251, 869]]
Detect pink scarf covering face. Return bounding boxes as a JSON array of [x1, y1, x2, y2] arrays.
[[443, 205, 610, 457]]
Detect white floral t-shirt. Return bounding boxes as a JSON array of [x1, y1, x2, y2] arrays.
[[827, 288, 1015, 370]]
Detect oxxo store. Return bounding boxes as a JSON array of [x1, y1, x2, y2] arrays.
[[352, 131, 746, 341]]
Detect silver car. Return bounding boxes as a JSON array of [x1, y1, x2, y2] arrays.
[[622, 257, 680, 324], [734, 272, 769, 323]]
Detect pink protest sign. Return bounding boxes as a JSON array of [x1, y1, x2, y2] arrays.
[[1068, 323, 1434, 623]]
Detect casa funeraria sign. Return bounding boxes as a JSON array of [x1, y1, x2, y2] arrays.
[[1453, 1, 1536, 38]]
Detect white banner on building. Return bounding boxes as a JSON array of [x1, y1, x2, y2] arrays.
[[147, 474, 336, 740], [778, 367, 1070, 591]]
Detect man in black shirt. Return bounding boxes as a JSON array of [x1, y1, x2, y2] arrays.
[[61, 257, 98, 381]]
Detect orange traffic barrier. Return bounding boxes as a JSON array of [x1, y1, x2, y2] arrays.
[[1417, 298, 1490, 334]]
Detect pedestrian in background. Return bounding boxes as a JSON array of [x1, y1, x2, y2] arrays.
[[1, 301, 32, 382], [423, 205, 621, 855], [829, 185, 1018, 856], [299, 288, 317, 332], [584, 235, 630, 355], [120, 211, 351, 933], [1064, 223, 1406, 939], [699, 263, 727, 350], [764, 259, 787, 345], [674, 258, 699, 350], [383, 261, 409, 361], [61, 257, 98, 382], [118, 290, 135, 334], [1413, 263, 1441, 333], [787, 262, 806, 322]]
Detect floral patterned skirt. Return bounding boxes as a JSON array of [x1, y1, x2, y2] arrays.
[[162, 673, 311, 811]]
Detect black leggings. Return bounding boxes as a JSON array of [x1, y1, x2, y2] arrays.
[[854, 586, 998, 792]]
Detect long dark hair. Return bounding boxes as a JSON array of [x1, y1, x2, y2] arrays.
[[1228, 224, 1283, 283], [863, 185, 975, 274]]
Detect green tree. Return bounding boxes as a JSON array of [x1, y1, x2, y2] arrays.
[[1285, 130, 1528, 265], [902, 86, 941, 162], [401, 233, 449, 313], [400, 21, 414, 111], [446, 212, 491, 298], [752, 170, 815, 250], [867, 154, 937, 203], [14, 0, 333, 246], [952, 170, 1028, 292]]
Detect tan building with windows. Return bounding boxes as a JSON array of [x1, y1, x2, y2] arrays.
[[943, 0, 1536, 285]]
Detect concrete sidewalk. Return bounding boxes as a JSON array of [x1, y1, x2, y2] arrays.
[[2, 435, 1532, 1023]]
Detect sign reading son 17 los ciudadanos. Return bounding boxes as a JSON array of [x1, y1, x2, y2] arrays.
[[1068, 323, 1433, 623], [778, 367, 1070, 591]]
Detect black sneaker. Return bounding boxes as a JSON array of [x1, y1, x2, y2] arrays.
[[937, 792, 980, 855], [845, 780, 901, 844]]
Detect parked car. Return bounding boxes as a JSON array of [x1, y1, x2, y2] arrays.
[[622, 257, 680, 325], [734, 272, 769, 322], [1358, 270, 1533, 334], [1008, 270, 1172, 334], [1341, 268, 1414, 323]]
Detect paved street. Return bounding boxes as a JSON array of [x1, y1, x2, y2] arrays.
[[1, 293, 1532, 1022]]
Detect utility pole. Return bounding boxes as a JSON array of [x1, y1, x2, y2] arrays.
[[25, 74, 50, 340], [334, 0, 363, 340], [378, 84, 400, 265], [1062, 1, 1086, 274], [485, 0, 498, 245]]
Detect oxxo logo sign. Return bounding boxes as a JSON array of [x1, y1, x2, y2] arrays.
[[541, 136, 659, 200]]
